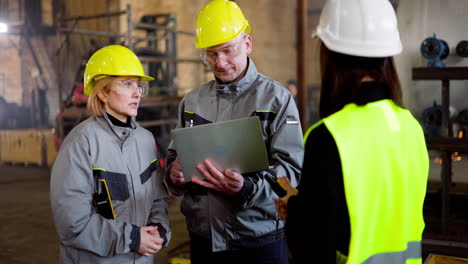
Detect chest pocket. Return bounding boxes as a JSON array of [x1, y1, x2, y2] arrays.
[[250, 110, 277, 123], [251, 110, 277, 134], [93, 169, 130, 201], [183, 111, 212, 127], [140, 159, 159, 184], [250, 110, 277, 146]]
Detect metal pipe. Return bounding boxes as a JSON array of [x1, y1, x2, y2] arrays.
[[57, 11, 126, 23], [297, 0, 308, 132], [174, 30, 196, 36], [133, 22, 170, 31], [57, 27, 124, 38], [55, 18, 64, 141], [126, 4, 133, 49], [57, 27, 175, 42], [133, 23, 195, 36], [440, 79, 452, 234]]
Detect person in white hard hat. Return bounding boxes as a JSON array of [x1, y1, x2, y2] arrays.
[[275, 0, 429, 264]]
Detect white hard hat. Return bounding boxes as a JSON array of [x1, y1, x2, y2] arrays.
[[316, 0, 402, 57]]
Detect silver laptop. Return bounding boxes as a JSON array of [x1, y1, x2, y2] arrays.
[[171, 116, 269, 181]]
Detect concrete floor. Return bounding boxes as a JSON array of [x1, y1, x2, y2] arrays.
[[0, 164, 189, 264]]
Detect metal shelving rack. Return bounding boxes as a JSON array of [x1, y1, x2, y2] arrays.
[[54, 4, 204, 153], [413, 67, 468, 234]]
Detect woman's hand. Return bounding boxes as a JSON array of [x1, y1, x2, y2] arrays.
[[137, 226, 164, 256]]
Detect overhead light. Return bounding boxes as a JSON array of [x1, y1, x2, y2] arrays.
[[0, 22, 8, 33]]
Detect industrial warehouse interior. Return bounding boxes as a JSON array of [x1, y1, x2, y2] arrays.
[[1, 0, 468, 263]]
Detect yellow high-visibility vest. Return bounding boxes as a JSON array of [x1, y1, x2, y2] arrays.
[[306, 99, 429, 264]]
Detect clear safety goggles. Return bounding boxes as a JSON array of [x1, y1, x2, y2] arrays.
[[112, 79, 149, 98], [201, 38, 244, 65]]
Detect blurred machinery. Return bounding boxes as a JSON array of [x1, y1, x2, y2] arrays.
[[0, 2, 206, 166], [457, 109, 468, 139], [420, 34, 450, 68], [421, 101, 462, 138], [54, 5, 204, 163], [134, 14, 177, 96], [422, 101, 443, 137], [0, 97, 29, 129], [0, 0, 54, 130], [456, 40, 468, 57]]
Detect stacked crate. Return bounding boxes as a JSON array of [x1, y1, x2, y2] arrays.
[[0, 129, 58, 167]]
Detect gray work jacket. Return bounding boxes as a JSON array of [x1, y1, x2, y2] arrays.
[[165, 58, 303, 252], [50, 113, 170, 264]]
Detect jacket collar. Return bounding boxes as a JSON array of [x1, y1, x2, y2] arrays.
[[97, 108, 137, 141], [215, 57, 258, 95]]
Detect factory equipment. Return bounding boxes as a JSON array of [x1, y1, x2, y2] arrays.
[[457, 109, 468, 139], [54, 7, 198, 164], [421, 101, 443, 137], [420, 34, 449, 68], [456, 40, 468, 57]]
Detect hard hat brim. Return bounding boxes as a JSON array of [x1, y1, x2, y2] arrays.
[[84, 74, 155, 96], [95, 74, 155, 82]]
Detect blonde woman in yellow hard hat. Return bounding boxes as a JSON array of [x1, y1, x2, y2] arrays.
[[50, 45, 171, 264], [275, 0, 429, 264], [164, 1, 303, 264]]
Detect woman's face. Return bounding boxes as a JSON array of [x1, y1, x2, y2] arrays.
[[99, 77, 142, 122]]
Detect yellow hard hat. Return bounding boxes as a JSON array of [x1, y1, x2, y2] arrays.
[[83, 45, 154, 96], [195, 0, 250, 49]]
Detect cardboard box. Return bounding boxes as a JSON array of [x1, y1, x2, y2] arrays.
[[425, 254, 468, 264]]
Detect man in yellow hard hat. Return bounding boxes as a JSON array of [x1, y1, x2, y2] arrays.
[[164, 1, 303, 263]]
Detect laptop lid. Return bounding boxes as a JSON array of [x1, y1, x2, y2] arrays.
[[171, 116, 269, 181]]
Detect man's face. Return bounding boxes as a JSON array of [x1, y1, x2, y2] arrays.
[[204, 34, 252, 84], [287, 84, 298, 97]]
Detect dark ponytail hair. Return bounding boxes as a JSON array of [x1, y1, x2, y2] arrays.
[[319, 41, 403, 118]]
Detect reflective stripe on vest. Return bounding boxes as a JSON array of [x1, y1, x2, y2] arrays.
[[361, 241, 421, 264]]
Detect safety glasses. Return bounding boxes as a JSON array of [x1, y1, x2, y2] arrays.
[[112, 79, 149, 98], [201, 37, 245, 64]]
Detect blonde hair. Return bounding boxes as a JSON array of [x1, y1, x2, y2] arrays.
[[86, 77, 116, 116]]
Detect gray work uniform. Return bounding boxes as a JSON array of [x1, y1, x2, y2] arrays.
[[50, 113, 170, 264], [165, 58, 304, 252]]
